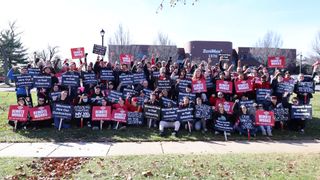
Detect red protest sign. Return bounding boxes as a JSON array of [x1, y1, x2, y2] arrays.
[[120, 54, 133, 65], [268, 56, 285, 68], [8, 105, 29, 122], [92, 106, 112, 121], [192, 79, 207, 93], [71, 47, 85, 59], [29, 105, 52, 121], [235, 80, 253, 93], [216, 80, 233, 94], [215, 100, 234, 114], [255, 110, 275, 126], [111, 108, 128, 123]]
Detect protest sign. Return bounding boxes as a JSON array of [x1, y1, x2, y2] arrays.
[[50, 92, 61, 102], [100, 69, 114, 81], [71, 47, 85, 59], [92, 44, 106, 56], [178, 79, 192, 92], [161, 107, 178, 121], [119, 74, 134, 86], [120, 54, 133, 64], [291, 105, 312, 119], [8, 105, 29, 122], [143, 89, 152, 97], [161, 97, 177, 108], [91, 106, 112, 121], [297, 82, 314, 93], [33, 75, 52, 88], [107, 90, 123, 102], [239, 114, 254, 130], [256, 89, 272, 102], [15, 75, 33, 88], [29, 105, 52, 121], [52, 103, 73, 119], [28, 68, 41, 76], [195, 104, 212, 119], [239, 100, 255, 109], [152, 71, 160, 78], [133, 73, 145, 84], [123, 88, 137, 98], [178, 92, 196, 103], [206, 77, 214, 89], [61, 72, 80, 87], [235, 80, 253, 93], [111, 109, 128, 123], [177, 108, 194, 122], [143, 105, 161, 120], [268, 56, 285, 68], [215, 116, 233, 132], [276, 82, 294, 93], [127, 112, 144, 125], [192, 79, 207, 93], [157, 80, 171, 90], [74, 105, 91, 119], [186, 73, 193, 79], [216, 80, 233, 94], [255, 110, 275, 126], [82, 72, 98, 85], [273, 108, 289, 121]]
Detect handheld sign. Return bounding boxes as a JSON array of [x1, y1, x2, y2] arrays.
[[120, 54, 133, 64], [178, 79, 192, 92], [216, 101, 234, 115], [268, 56, 285, 68], [15, 75, 33, 88], [50, 92, 61, 102], [206, 77, 214, 89], [29, 105, 52, 121], [256, 89, 272, 102], [152, 71, 160, 78], [235, 80, 253, 93], [276, 82, 294, 93], [28, 68, 41, 76], [178, 92, 196, 104], [239, 114, 254, 130], [71, 47, 85, 59], [119, 74, 134, 86], [291, 105, 312, 119], [255, 110, 275, 126], [52, 103, 73, 119], [100, 69, 114, 81], [107, 90, 123, 102], [157, 80, 171, 90], [297, 82, 314, 93], [177, 108, 194, 122], [8, 105, 29, 122], [82, 72, 98, 85], [273, 108, 289, 121], [111, 109, 128, 123], [195, 104, 212, 119], [186, 73, 193, 79], [91, 106, 112, 121], [143, 105, 161, 120], [239, 100, 254, 109], [216, 80, 233, 94], [33, 75, 52, 88], [61, 72, 80, 87], [192, 79, 207, 93], [74, 106, 91, 119], [161, 97, 177, 108], [92, 44, 106, 56], [133, 73, 146, 84], [127, 112, 144, 125], [161, 107, 178, 121], [215, 116, 233, 132], [123, 88, 137, 98]]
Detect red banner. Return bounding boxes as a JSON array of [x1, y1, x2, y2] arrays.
[[268, 56, 285, 68], [111, 108, 128, 123], [192, 79, 207, 93], [216, 80, 233, 94], [71, 47, 85, 59], [92, 106, 112, 121], [29, 105, 52, 121], [215, 100, 234, 114], [255, 110, 275, 126], [235, 80, 253, 93], [120, 54, 133, 65], [8, 105, 29, 122]]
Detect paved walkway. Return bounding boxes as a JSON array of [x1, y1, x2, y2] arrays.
[[0, 140, 320, 157]]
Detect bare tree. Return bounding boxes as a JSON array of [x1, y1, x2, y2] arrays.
[[108, 24, 132, 63], [312, 31, 320, 56], [36, 45, 59, 62], [150, 32, 177, 61]]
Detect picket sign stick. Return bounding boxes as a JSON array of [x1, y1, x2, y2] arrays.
[[14, 120, 18, 131], [188, 121, 192, 133], [115, 122, 120, 130], [68, 86, 71, 96], [280, 121, 284, 131], [148, 119, 152, 128], [58, 118, 63, 131], [304, 94, 307, 104], [247, 129, 250, 141], [100, 120, 103, 130], [80, 118, 83, 128], [224, 131, 228, 141], [25, 87, 29, 97]]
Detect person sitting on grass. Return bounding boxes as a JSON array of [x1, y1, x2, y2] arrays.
[[8, 97, 28, 130], [194, 97, 209, 133], [213, 103, 233, 136], [159, 102, 180, 137], [235, 105, 256, 137]]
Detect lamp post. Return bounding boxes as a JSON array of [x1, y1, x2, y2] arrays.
[[100, 29, 105, 46], [299, 54, 302, 74]]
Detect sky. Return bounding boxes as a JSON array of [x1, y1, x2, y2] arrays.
[[0, 0, 319, 61]]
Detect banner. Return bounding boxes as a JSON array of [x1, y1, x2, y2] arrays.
[[133, 73, 146, 84], [29, 105, 52, 121], [74, 105, 91, 119], [161, 107, 178, 121], [61, 72, 80, 87], [178, 92, 196, 103], [71, 47, 85, 59], [120, 54, 133, 64], [161, 97, 177, 108], [192, 79, 207, 93], [52, 103, 73, 119], [273, 108, 289, 121], [297, 82, 314, 93], [268, 56, 285, 68], [82, 72, 98, 85], [157, 80, 171, 90], [255, 110, 275, 126], [119, 74, 134, 86], [239, 114, 254, 130], [15, 75, 33, 88], [291, 105, 312, 119], [127, 112, 144, 125], [107, 90, 123, 102], [111, 109, 128, 123], [143, 105, 161, 120], [8, 105, 29, 122], [92, 44, 106, 56], [235, 80, 253, 93], [100, 69, 114, 81], [276, 82, 294, 94], [178, 79, 192, 92], [256, 89, 272, 102], [216, 80, 233, 94], [195, 104, 212, 119], [33, 75, 52, 88], [177, 108, 194, 122], [92, 106, 112, 121]]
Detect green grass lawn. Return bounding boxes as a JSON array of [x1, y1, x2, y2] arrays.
[[2, 153, 320, 179], [0, 92, 320, 143]]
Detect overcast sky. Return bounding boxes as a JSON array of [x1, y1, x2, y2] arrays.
[[1, 0, 319, 61]]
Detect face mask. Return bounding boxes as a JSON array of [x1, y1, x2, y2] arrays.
[[83, 98, 88, 102]]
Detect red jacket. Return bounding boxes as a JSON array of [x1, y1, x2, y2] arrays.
[[254, 81, 271, 90]]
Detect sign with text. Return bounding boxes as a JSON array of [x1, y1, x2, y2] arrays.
[[143, 105, 161, 120], [161, 107, 178, 121], [92, 44, 106, 56], [239, 100, 255, 109], [206, 77, 214, 89], [74, 105, 91, 119], [107, 90, 123, 102], [157, 80, 171, 90], [256, 89, 272, 102], [133, 73, 146, 84], [297, 82, 314, 94], [216, 80, 233, 94], [127, 112, 144, 125], [52, 103, 73, 119], [120, 54, 133, 64], [111, 109, 128, 123], [8, 105, 29, 122], [178, 79, 192, 92], [255, 110, 275, 126], [119, 74, 134, 86], [291, 105, 312, 119], [82, 72, 98, 85], [177, 108, 194, 122], [268, 56, 285, 68], [71, 47, 85, 59], [239, 114, 254, 130], [192, 79, 207, 93], [29, 105, 52, 121], [50, 92, 61, 102], [195, 104, 212, 119], [61, 72, 80, 87], [276, 82, 294, 94], [28, 68, 41, 76], [161, 97, 177, 108], [178, 92, 196, 104], [123, 88, 137, 98], [100, 69, 114, 81], [235, 80, 253, 93], [215, 116, 233, 132], [273, 108, 289, 121], [33, 75, 52, 88], [92, 106, 112, 121], [15, 75, 33, 88]]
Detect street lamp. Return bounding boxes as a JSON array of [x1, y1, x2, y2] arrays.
[[100, 29, 105, 46]]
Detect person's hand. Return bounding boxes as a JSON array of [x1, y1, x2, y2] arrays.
[[211, 94, 216, 98], [235, 99, 239, 103], [303, 93, 307, 96]]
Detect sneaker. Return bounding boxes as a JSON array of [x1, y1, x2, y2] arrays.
[[261, 130, 267, 136], [215, 131, 220, 135], [92, 126, 99, 130], [87, 122, 92, 128], [300, 129, 305, 134], [172, 131, 178, 137], [267, 131, 273, 137]]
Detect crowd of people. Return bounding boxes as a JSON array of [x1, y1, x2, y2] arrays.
[[7, 55, 317, 137]]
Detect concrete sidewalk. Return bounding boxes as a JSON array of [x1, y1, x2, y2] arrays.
[[0, 140, 320, 157]]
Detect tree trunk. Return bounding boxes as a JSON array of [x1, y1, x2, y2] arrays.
[[4, 57, 10, 85]]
